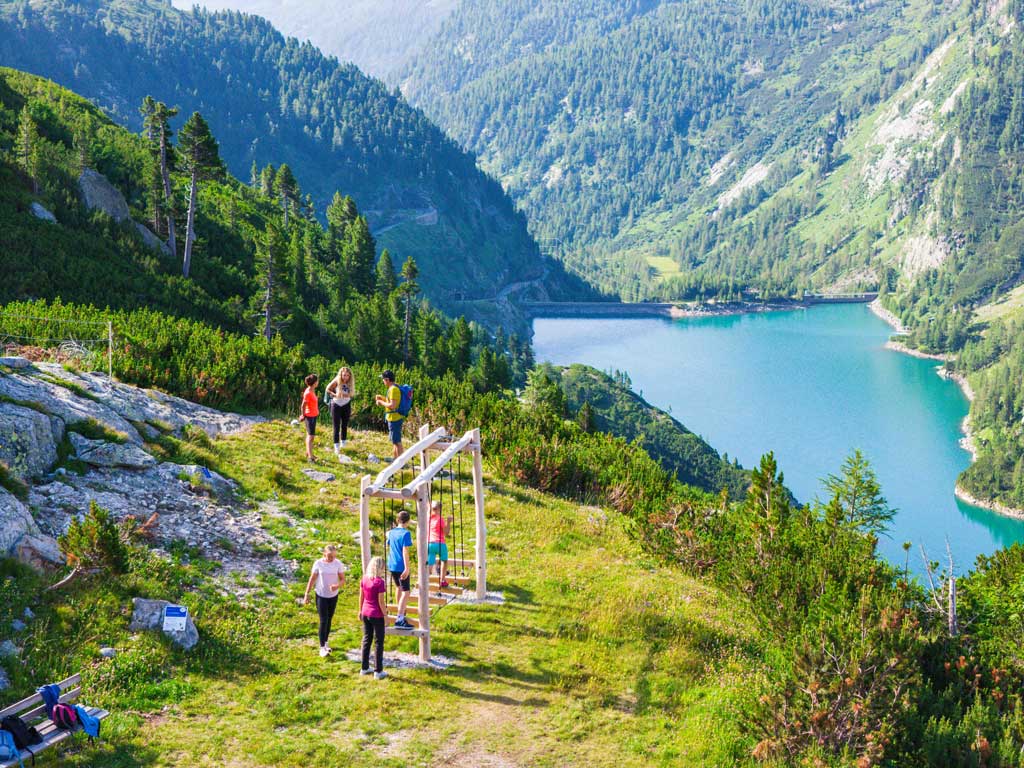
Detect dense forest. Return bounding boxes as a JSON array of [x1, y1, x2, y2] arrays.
[[402, 0, 953, 299], [0, 0, 588, 326]]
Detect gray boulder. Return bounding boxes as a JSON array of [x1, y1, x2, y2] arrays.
[[0, 487, 62, 572], [10, 620, 25, 633], [134, 222, 171, 256], [0, 666, 9, 692], [15, 533, 64, 570], [78, 169, 130, 223], [0, 357, 31, 369], [69, 432, 156, 469], [0, 640, 17, 658], [129, 598, 199, 650], [0, 402, 60, 480], [99, 647, 117, 659], [29, 202, 57, 223]]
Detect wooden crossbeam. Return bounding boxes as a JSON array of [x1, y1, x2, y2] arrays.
[[365, 426, 448, 495]]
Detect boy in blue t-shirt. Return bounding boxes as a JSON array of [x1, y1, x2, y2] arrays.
[[386, 510, 414, 630]]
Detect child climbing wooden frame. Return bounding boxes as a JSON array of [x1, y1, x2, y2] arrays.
[[358, 424, 486, 662]]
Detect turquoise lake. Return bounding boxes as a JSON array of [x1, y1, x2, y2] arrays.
[[533, 303, 1024, 573]]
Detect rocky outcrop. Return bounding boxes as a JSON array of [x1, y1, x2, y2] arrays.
[[129, 598, 199, 650], [0, 487, 63, 570], [2, 362, 281, 580], [68, 433, 157, 469], [79, 169, 130, 223], [0, 402, 60, 480], [29, 202, 57, 223]]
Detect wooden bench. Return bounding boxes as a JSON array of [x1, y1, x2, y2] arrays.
[[0, 673, 109, 768]]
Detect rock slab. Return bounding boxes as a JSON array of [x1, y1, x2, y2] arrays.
[[301, 468, 336, 483], [69, 432, 157, 469], [129, 598, 199, 650], [0, 487, 62, 570], [0, 402, 60, 480], [29, 202, 57, 223], [79, 169, 130, 223]]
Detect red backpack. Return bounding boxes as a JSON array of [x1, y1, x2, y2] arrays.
[[51, 704, 77, 731]]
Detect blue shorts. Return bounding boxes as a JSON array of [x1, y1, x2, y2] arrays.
[[427, 542, 448, 565], [387, 419, 404, 444]]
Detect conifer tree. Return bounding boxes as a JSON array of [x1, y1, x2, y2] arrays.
[[274, 163, 298, 227], [16, 105, 39, 194], [178, 111, 223, 278], [376, 249, 397, 296], [255, 222, 292, 340], [343, 216, 377, 295], [399, 255, 420, 365], [140, 98, 180, 255], [249, 158, 259, 188], [260, 164, 276, 197], [326, 192, 358, 239], [448, 317, 473, 374]]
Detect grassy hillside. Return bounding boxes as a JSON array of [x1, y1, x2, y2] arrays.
[[2, 423, 758, 767], [0, 0, 587, 321], [554, 364, 750, 499]]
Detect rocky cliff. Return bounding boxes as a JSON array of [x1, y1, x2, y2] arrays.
[[0, 357, 293, 581]]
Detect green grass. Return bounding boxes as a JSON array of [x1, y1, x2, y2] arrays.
[[3, 421, 762, 767], [0, 459, 29, 499], [974, 282, 1024, 324], [645, 256, 682, 279], [67, 418, 129, 444]]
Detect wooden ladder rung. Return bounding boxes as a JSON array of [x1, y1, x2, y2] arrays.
[[428, 575, 473, 585], [384, 626, 429, 638], [385, 613, 421, 628]]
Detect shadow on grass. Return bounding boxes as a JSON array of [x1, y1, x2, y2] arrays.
[[398, 676, 549, 709]]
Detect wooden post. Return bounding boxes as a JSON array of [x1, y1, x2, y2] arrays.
[[471, 427, 487, 600], [359, 475, 372, 572], [107, 321, 113, 379], [418, 423, 430, 475], [415, 484, 431, 661]]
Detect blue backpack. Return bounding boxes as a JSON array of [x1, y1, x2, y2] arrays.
[[395, 384, 413, 417], [0, 729, 24, 768]]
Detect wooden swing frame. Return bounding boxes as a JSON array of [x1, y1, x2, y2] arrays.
[[359, 424, 487, 662]]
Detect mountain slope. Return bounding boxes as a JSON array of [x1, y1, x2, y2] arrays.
[[170, 0, 457, 81], [401, 0, 953, 298], [0, 0, 584, 326]]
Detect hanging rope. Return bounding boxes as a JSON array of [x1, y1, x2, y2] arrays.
[[457, 450, 466, 578]]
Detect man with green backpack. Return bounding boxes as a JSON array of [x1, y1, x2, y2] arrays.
[[375, 370, 412, 459]]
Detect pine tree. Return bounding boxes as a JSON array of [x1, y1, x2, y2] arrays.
[[141, 98, 180, 255], [343, 216, 377, 295], [326, 192, 358, 239], [250, 158, 259, 188], [448, 317, 472, 374], [274, 163, 299, 227], [260, 164, 276, 197], [822, 450, 893, 535], [290, 228, 307, 303], [16, 105, 39, 194], [255, 222, 292, 340], [399, 255, 420, 365], [376, 249, 397, 296], [177, 111, 223, 278]]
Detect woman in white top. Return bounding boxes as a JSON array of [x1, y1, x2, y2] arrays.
[[303, 544, 346, 657], [324, 366, 356, 458]]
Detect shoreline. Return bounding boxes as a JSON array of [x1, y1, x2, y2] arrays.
[[871, 298, 1024, 517]]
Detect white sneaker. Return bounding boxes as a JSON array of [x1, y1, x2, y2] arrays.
[[340, 440, 347, 448], [375, 671, 388, 680], [333, 443, 340, 454], [324, 644, 332, 654], [360, 668, 373, 675], [319, 646, 329, 657]]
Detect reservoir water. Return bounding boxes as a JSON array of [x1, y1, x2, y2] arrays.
[[533, 303, 1024, 573]]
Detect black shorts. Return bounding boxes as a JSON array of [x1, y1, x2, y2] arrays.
[[389, 570, 411, 592], [304, 416, 317, 435]]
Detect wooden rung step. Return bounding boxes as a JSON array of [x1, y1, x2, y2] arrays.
[[445, 558, 475, 569], [387, 603, 420, 616], [409, 591, 451, 606], [385, 614, 420, 628], [384, 626, 430, 638], [428, 575, 473, 585]]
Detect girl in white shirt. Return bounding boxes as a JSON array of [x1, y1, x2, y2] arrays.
[[303, 544, 346, 657], [325, 366, 356, 457]]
